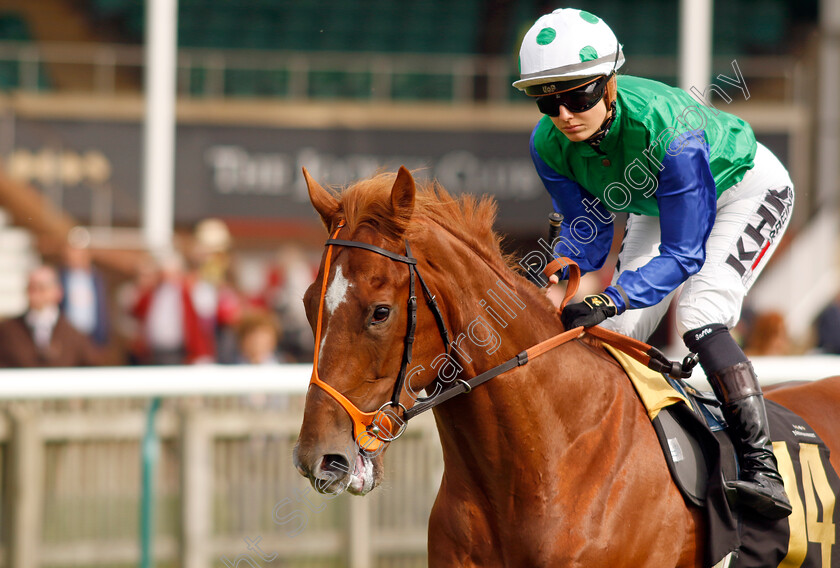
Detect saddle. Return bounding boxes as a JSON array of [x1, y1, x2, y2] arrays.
[[604, 344, 840, 568]]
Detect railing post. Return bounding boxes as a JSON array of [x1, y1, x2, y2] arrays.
[[18, 46, 40, 92], [205, 54, 226, 98], [348, 492, 372, 568], [487, 58, 510, 103], [370, 57, 392, 101], [288, 56, 309, 98], [94, 48, 117, 95], [7, 405, 44, 568], [180, 409, 211, 568], [452, 59, 475, 102], [140, 397, 162, 568]]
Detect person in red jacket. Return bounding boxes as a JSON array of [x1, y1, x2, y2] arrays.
[[131, 253, 213, 365]]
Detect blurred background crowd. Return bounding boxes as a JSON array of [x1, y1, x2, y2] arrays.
[[0, 218, 321, 367], [0, 215, 837, 370]]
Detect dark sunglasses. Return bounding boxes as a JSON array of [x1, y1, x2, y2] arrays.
[[535, 75, 610, 116]]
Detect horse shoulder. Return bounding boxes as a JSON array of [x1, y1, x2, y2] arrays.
[[560, 340, 704, 567]]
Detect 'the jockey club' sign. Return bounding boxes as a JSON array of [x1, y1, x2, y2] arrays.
[[8, 117, 547, 232]]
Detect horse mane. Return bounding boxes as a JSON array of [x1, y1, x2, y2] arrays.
[[338, 172, 519, 277]]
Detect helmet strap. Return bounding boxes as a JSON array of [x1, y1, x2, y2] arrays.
[[586, 100, 617, 147]]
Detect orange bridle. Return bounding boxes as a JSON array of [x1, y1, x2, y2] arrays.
[[309, 223, 391, 452], [309, 222, 452, 453]]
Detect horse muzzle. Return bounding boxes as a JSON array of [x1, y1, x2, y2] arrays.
[[293, 443, 379, 496]]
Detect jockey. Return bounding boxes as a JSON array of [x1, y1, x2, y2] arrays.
[[515, 8, 793, 520]]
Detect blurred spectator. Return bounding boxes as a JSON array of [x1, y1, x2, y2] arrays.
[[744, 311, 792, 356], [115, 258, 158, 365], [0, 265, 101, 367], [190, 219, 242, 363], [235, 309, 284, 365], [235, 309, 290, 412], [59, 243, 110, 347], [131, 252, 213, 365], [266, 245, 316, 362], [815, 292, 840, 354]]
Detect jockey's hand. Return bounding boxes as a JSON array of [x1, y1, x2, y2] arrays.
[[548, 273, 560, 286], [561, 293, 617, 330]]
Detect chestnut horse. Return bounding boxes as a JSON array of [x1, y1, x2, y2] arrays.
[[293, 167, 840, 567]]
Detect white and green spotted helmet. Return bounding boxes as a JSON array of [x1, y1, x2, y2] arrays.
[[513, 8, 625, 95]]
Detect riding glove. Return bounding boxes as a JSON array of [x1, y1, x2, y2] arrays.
[[561, 293, 617, 329]]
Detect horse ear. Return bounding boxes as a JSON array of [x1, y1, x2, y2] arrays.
[[303, 168, 340, 229], [390, 166, 416, 220]]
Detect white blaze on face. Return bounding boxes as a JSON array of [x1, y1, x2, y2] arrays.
[[325, 265, 352, 316], [319, 265, 352, 366]]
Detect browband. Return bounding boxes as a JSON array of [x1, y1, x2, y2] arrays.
[[325, 239, 417, 265]]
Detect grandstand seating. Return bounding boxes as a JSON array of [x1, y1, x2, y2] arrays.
[[0, 12, 29, 41], [88, 0, 483, 54], [0, 13, 30, 89], [0, 11, 52, 91], [0, 0, 795, 98]]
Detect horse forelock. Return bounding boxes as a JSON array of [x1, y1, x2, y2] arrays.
[[338, 172, 517, 276]]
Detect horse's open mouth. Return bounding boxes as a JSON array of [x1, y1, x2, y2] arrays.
[[345, 452, 376, 495]]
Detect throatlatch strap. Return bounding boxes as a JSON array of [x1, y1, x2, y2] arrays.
[[414, 268, 451, 354], [390, 241, 418, 406]]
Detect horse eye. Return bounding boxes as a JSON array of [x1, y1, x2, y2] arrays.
[[371, 306, 390, 324]]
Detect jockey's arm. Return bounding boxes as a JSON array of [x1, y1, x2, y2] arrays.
[[530, 133, 615, 278], [605, 131, 716, 313]]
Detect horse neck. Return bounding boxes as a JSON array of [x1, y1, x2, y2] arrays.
[[419, 232, 640, 497]]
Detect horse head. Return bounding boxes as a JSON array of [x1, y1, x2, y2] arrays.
[[293, 167, 451, 496]]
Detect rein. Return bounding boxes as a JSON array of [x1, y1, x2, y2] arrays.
[[308, 226, 693, 450]]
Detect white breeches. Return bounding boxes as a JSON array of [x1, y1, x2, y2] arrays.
[[602, 143, 794, 342]]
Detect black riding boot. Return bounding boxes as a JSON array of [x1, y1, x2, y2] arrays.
[[707, 361, 792, 520], [684, 324, 792, 520]]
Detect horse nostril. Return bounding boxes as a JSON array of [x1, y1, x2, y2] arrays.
[[320, 453, 351, 476]]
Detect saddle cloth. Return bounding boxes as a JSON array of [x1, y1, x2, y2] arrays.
[[603, 344, 840, 568]]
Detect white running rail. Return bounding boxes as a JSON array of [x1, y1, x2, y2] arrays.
[[0, 357, 837, 399]]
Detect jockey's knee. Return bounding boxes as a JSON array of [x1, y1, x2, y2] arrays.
[[674, 298, 740, 338]]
